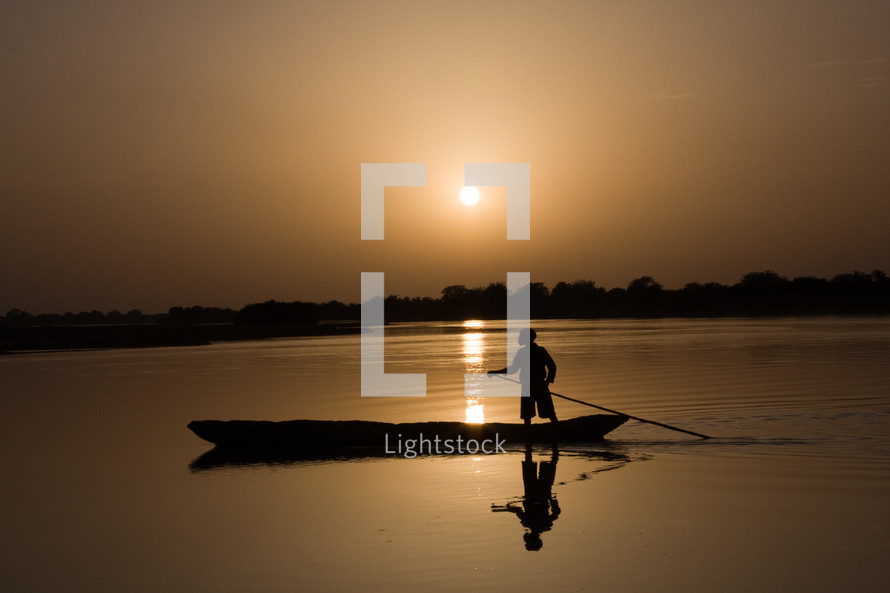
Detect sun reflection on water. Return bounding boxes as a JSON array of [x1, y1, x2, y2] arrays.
[[465, 399, 485, 424], [462, 320, 486, 423]]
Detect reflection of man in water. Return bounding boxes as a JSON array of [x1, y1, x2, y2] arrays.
[[488, 328, 558, 425], [493, 447, 561, 551]]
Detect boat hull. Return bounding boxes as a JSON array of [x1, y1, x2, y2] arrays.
[[187, 414, 628, 452]]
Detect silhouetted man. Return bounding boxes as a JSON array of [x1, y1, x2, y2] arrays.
[[488, 328, 558, 425]]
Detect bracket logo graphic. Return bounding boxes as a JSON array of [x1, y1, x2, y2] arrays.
[[360, 163, 530, 398]]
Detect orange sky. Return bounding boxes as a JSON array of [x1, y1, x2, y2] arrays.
[[3, 1, 888, 314]]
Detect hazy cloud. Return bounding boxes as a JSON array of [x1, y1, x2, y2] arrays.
[[1, 173, 132, 190], [858, 76, 887, 88], [805, 58, 888, 89], [806, 60, 849, 68], [806, 58, 887, 68], [649, 91, 694, 100]]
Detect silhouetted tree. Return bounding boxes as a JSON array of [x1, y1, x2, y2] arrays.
[[737, 270, 790, 295], [236, 301, 316, 324], [169, 305, 237, 324], [530, 282, 551, 317], [440, 284, 482, 319], [550, 280, 604, 317], [317, 300, 360, 320], [627, 276, 663, 294], [5, 309, 31, 322], [481, 282, 507, 318], [624, 276, 667, 314], [830, 271, 875, 294], [791, 276, 829, 295]]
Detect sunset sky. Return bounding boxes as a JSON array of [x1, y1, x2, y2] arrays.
[[3, 0, 888, 314]]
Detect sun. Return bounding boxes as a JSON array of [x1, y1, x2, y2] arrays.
[[460, 186, 480, 205]]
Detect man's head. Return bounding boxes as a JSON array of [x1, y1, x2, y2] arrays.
[[524, 531, 543, 551], [518, 328, 537, 345]]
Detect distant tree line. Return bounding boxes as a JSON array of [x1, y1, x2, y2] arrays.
[[1, 308, 165, 327], [0, 301, 359, 327], [2, 270, 888, 327], [234, 300, 359, 324], [382, 270, 890, 320]]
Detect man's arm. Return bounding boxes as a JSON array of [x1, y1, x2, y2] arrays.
[[488, 348, 521, 376], [543, 348, 556, 383]]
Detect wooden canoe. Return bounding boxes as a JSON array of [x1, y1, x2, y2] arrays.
[[188, 414, 628, 452]]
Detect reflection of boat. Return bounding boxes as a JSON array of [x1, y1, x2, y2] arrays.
[[188, 414, 628, 452]]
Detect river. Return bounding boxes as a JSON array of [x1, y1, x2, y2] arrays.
[[1, 317, 888, 592]]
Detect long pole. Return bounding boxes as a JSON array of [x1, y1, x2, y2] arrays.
[[491, 374, 711, 439]]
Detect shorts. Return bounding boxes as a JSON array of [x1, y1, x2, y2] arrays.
[[520, 384, 556, 419]]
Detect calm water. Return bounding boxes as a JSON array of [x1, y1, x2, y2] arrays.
[[2, 317, 889, 592]]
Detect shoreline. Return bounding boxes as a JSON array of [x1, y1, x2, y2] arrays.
[[2, 311, 888, 354], [0, 321, 359, 354]]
